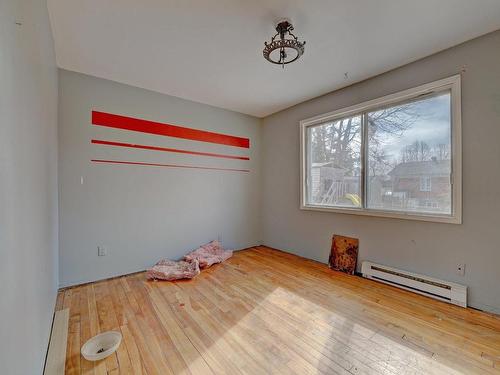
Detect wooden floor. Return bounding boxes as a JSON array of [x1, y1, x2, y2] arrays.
[[57, 246, 500, 375]]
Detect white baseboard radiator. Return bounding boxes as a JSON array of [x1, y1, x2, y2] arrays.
[[361, 261, 467, 307]]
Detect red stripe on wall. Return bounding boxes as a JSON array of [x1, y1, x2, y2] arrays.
[[91, 139, 250, 160], [92, 111, 250, 149], [91, 159, 250, 173]]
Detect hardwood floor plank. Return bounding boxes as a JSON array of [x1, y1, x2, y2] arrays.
[[125, 277, 177, 375], [44, 309, 69, 375], [59, 247, 500, 375], [243, 247, 499, 373], [166, 282, 269, 375], [148, 286, 215, 375], [65, 322, 80, 375], [55, 291, 65, 312], [87, 285, 107, 375], [93, 281, 120, 373], [120, 324, 145, 375], [79, 286, 96, 375]]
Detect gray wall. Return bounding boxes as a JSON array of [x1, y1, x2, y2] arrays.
[[261, 30, 500, 313], [58, 70, 262, 287], [0, 1, 59, 374]]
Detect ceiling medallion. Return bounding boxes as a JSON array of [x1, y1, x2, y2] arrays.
[[263, 19, 305, 68]]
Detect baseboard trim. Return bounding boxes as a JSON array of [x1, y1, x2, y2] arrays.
[[58, 269, 146, 291], [58, 246, 259, 291]]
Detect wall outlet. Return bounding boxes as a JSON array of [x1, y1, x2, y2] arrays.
[[457, 263, 466, 276], [98, 246, 107, 256]]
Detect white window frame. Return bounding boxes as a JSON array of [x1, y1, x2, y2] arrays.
[[299, 75, 462, 224]]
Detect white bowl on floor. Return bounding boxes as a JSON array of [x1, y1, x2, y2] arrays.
[[81, 331, 122, 361]]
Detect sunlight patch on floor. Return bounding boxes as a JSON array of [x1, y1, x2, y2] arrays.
[[214, 286, 470, 375]]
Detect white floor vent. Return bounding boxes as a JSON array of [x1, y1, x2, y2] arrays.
[[361, 261, 467, 307]]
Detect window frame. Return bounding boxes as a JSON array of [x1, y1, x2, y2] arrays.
[[299, 75, 462, 224]]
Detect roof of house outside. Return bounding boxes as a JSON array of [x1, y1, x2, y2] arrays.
[[388, 159, 450, 177], [311, 162, 347, 170]]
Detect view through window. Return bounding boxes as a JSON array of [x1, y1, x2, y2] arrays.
[[303, 77, 460, 221], [307, 115, 362, 208], [366, 93, 451, 214]]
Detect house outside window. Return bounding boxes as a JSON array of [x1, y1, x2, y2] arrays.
[[300, 76, 462, 224]]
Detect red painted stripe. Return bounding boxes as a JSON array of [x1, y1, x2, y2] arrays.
[[91, 139, 250, 160], [92, 111, 250, 149], [91, 159, 250, 173]]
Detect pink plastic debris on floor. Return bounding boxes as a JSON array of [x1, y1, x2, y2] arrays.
[[146, 259, 200, 281], [184, 240, 233, 268]]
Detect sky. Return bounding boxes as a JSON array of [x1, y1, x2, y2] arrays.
[[371, 92, 451, 161]]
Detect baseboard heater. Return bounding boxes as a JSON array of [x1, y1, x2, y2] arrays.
[[361, 261, 467, 307]]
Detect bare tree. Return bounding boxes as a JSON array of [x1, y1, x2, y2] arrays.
[[367, 103, 419, 137], [400, 140, 431, 162], [368, 147, 394, 176], [311, 102, 420, 175], [399, 141, 450, 163], [435, 143, 450, 161]]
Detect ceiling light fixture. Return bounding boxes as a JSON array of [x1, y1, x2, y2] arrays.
[[263, 19, 305, 68]]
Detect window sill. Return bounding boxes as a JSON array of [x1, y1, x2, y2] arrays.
[[300, 204, 462, 224]]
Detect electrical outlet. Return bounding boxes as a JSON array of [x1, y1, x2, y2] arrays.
[[457, 263, 465, 276], [98, 246, 107, 256]]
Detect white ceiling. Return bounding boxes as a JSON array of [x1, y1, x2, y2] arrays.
[[47, 0, 500, 117]]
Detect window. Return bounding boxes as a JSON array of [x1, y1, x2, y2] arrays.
[[307, 115, 362, 208], [300, 76, 461, 223]]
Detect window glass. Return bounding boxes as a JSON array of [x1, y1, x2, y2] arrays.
[[307, 115, 362, 208], [366, 93, 451, 214]]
